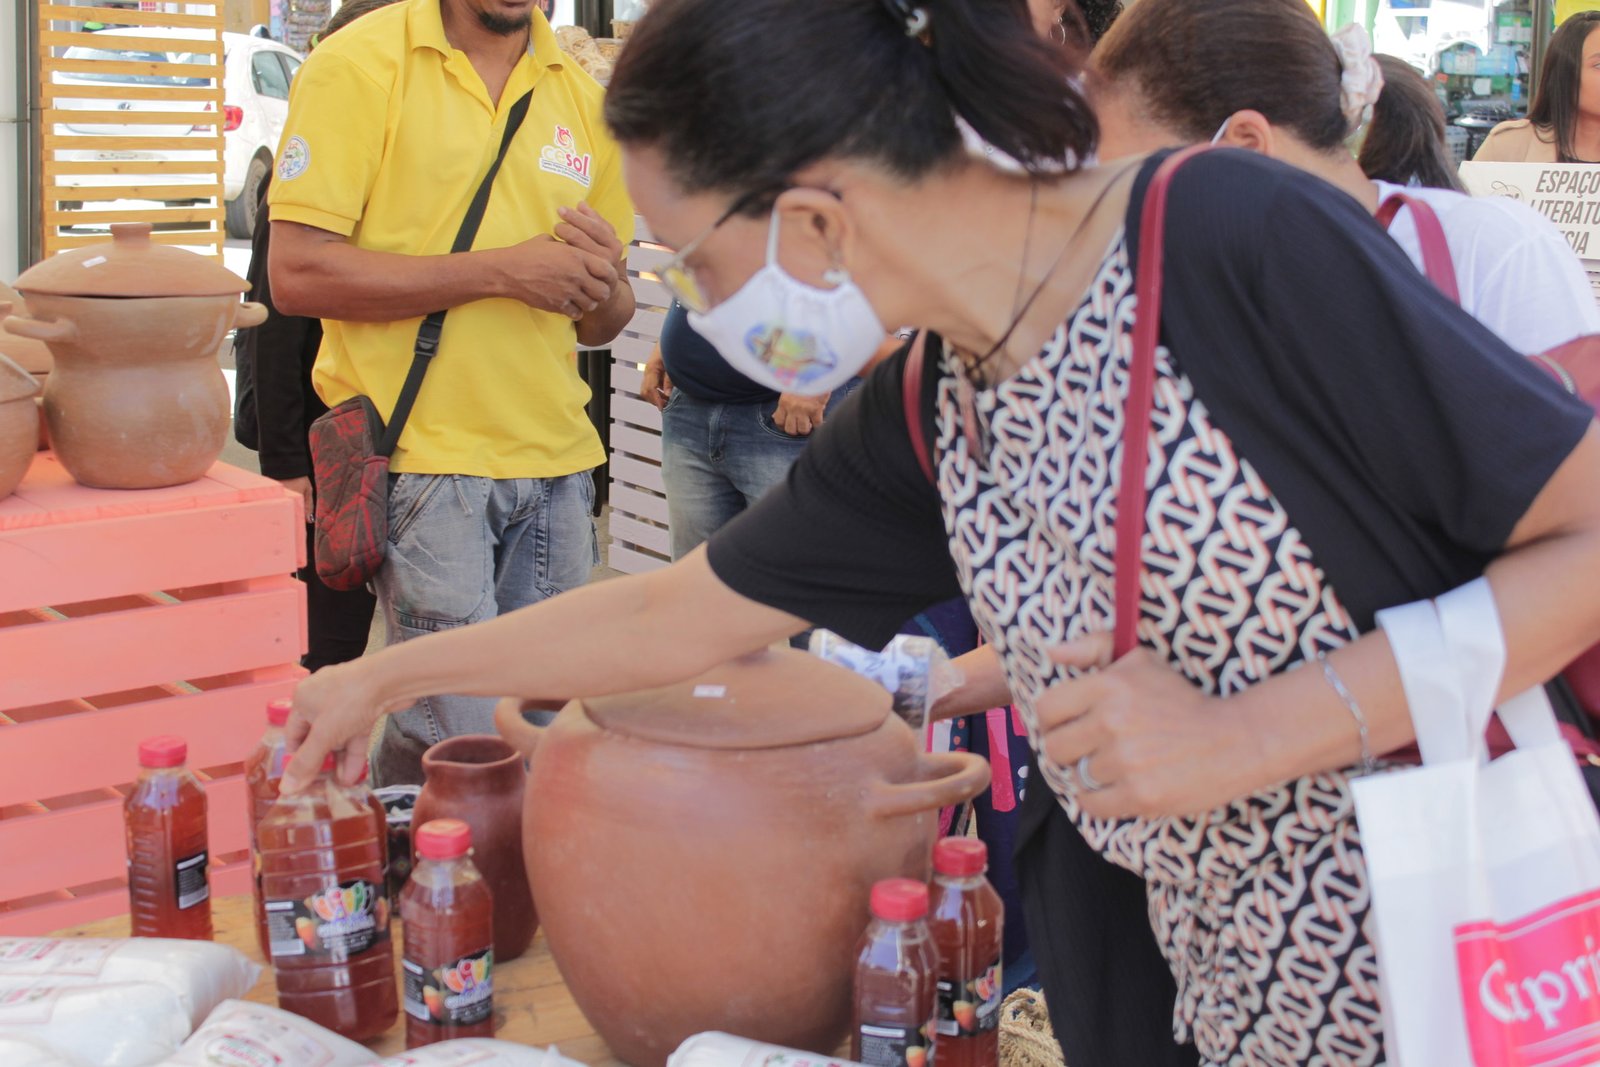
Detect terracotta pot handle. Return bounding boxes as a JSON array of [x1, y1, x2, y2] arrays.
[[864, 751, 991, 820], [494, 696, 558, 762], [234, 301, 269, 329], [3, 315, 75, 343]]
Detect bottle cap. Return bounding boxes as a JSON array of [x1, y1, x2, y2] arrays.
[[934, 837, 989, 877], [138, 735, 188, 769], [266, 698, 292, 727], [870, 878, 929, 923], [320, 753, 337, 773], [415, 819, 473, 860]]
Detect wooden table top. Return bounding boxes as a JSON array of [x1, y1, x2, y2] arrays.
[[57, 893, 624, 1065]]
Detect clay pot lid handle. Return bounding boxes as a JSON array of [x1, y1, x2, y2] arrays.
[[110, 222, 154, 244]]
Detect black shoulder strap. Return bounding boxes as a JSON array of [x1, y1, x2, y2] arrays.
[[378, 87, 536, 457]]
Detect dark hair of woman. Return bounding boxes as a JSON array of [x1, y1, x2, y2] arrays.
[[1091, 0, 1348, 151], [1358, 55, 1466, 191], [1527, 10, 1600, 162], [604, 0, 1097, 209], [1064, 0, 1122, 45]]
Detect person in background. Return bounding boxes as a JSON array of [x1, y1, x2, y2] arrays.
[[642, 303, 852, 560], [1476, 10, 1600, 162], [267, 0, 635, 785], [1088, 0, 1600, 356], [232, 0, 399, 673], [1359, 54, 1467, 191]]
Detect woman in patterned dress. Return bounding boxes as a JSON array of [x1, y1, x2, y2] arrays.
[[282, 0, 1600, 1061]]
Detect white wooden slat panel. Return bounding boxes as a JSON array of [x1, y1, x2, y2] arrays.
[[624, 305, 667, 341], [611, 513, 671, 556], [612, 424, 663, 464], [612, 454, 665, 495], [629, 245, 673, 274], [613, 363, 645, 394], [612, 335, 657, 366], [612, 394, 661, 433], [634, 217, 655, 243], [631, 277, 672, 310], [610, 542, 670, 575], [611, 484, 670, 526]]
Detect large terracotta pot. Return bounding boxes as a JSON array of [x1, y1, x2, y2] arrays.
[[2, 224, 264, 489], [0, 354, 40, 500], [494, 649, 991, 1067], [414, 734, 538, 962]]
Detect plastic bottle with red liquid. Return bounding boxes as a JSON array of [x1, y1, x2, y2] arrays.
[[258, 752, 397, 1040], [246, 698, 293, 956], [124, 735, 213, 940], [929, 838, 1004, 1067], [400, 818, 496, 1048], [853, 878, 939, 1067]]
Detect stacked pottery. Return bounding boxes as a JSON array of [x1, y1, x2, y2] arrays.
[[2, 224, 265, 489], [494, 648, 992, 1067], [0, 287, 52, 451], [412, 735, 538, 961], [0, 354, 40, 499]]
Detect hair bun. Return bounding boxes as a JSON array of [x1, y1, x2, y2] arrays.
[[1330, 23, 1385, 134]]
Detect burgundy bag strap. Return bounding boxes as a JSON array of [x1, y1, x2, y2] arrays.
[[903, 331, 935, 483], [1376, 192, 1461, 306], [1114, 144, 1215, 658]]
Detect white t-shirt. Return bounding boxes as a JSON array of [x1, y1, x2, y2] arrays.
[[1375, 179, 1600, 354]]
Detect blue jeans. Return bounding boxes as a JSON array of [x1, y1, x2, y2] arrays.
[[661, 384, 858, 560], [373, 470, 597, 785]]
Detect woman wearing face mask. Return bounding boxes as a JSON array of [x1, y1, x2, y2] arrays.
[[281, 0, 1600, 1062], [1088, 0, 1600, 357], [1477, 10, 1600, 163]]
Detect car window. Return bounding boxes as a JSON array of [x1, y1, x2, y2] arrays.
[[250, 50, 291, 99], [60, 45, 211, 87], [279, 53, 302, 83]]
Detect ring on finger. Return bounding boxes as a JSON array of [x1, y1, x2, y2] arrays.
[[1076, 753, 1105, 793]]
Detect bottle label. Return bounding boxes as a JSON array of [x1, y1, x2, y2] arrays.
[[403, 946, 494, 1027], [857, 1022, 930, 1067], [174, 850, 210, 911], [936, 956, 1003, 1037], [265, 879, 389, 960]]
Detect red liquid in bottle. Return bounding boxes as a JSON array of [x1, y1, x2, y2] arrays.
[[246, 698, 292, 957], [400, 819, 496, 1048], [929, 838, 1004, 1067], [258, 754, 397, 1041], [853, 879, 938, 1067], [124, 735, 213, 940]]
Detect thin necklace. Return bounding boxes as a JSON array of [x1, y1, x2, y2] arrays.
[[958, 181, 1040, 389]]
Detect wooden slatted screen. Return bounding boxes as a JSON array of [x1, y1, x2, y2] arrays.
[[38, 3, 226, 258], [608, 216, 672, 575]]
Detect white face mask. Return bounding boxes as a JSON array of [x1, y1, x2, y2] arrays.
[[688, 212, 885, 397]]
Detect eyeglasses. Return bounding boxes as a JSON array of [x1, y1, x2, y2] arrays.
[[660, 185, 784, 313]]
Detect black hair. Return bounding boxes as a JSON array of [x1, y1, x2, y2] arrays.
[[604, 0, 1097, 208], [320, 0, 400, 38], [1359, 55, 1465, 191], [1064, 0, 1122, 45], [1528, 10, 1600, 162]]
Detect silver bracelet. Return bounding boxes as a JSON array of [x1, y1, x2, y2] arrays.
[[1317, 651, 1377, 776]]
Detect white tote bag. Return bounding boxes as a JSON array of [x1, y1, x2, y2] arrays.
[[1353, 578, 1600, 1066]]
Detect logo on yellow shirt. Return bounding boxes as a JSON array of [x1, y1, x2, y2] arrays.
[[279, 135, 310, 181], [539, 124, 592, 188]]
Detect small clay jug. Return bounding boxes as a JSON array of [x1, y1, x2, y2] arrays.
[[495, 649, 991, 1067], [4, 224, 265, 489], [0, 354, 40, 500], [413, 735, 537, 962]]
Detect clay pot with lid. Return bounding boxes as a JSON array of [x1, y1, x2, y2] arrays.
[[494, 649, 991, 1067], [0, 354, 40, 499], [413, 734, 538, 962], [2, 224, 266, 489]]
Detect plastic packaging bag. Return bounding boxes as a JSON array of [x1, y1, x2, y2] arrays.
[[808, 631, 964, 727], [669, 1032, 868, 1067], [0, 1033, 77, 1067], [0, 938, 260, 1028], [377, 1039, 588, 1066], [0, 981, 192, 1067], [159, 1000, 374, 1066]]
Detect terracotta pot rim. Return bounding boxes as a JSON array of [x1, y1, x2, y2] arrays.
[[422, 734, 524, 772]]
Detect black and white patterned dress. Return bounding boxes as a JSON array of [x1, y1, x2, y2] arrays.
[[935, 235, 1383, 1065]]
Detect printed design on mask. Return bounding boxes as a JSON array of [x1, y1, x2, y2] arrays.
[[278, 136, 309, 181], [539, 124, 591, 188], [743, 325, 837, 390]]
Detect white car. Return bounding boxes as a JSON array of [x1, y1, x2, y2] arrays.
[[53, 28, 302, 237]]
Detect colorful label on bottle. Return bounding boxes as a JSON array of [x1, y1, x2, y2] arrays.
[[265, 879, 389, 960], [857, 1022, 931, 1067], [936, 956, 1003, 1037], [403, 946, 494, 1027], [175, 850, 210, 910]]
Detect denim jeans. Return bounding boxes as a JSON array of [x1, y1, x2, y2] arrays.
[[660, 383, 858, 560], [372, 470, 597, 786]]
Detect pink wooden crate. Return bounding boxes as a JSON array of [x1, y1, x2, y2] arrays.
[[0, 453, 307, 934]]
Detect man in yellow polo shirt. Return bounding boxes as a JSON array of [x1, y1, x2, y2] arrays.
[[267, 0, 634, 785]]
